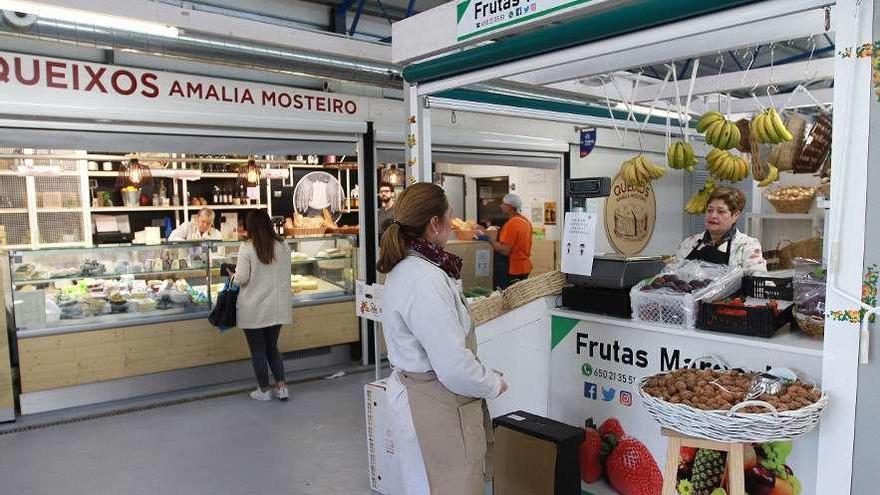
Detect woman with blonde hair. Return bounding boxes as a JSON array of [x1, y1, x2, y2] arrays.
[[379, 183, 507, 495]]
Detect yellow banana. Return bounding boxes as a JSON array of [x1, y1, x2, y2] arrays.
[[696, 111, 724, 133], [769, 108, 793, 142], [683, 142, 696, 168], [717, 123, 733, 150], [727, 124, 742, 150], [667, 144, 677, 168], [762, 111, 780, 143], [706, 120, 725, 146], [752, 114, 768, 143]]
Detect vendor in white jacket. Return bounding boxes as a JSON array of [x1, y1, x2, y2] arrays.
[[378, 183, 507, 495], [673, 186, 767, 275]]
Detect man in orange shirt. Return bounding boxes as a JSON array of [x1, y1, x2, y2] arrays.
[[479, 193, 532, 289]]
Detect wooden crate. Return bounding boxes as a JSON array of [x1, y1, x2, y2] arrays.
[[18, 301, 359, 392]]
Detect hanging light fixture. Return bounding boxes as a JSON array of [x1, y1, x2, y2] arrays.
[[382, 164, 405, 186], [116, 158, 153, 189], [238, 158, 262, 188]]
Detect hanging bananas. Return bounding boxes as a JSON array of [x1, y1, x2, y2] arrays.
[[751, 108, 793, 144], [696, 111, 741, 150], [684, 179, 717, 215], [706, 149, 750, 182], [757, 164, 780, 187], [666, 141, 698, 171], [619, 154, 666, 187]]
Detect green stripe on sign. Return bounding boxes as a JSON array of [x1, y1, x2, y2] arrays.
[[457, 0, 471, 23], [551, 316, 579, 350]]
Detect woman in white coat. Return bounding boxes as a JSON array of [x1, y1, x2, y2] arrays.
[[234, 210, 293, 401], [378, 183, 508, 495]]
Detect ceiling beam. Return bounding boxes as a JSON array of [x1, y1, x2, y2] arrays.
[[633, 58, 834, 103], [690, 88, 833, 115], [502, 2, 832, 88]]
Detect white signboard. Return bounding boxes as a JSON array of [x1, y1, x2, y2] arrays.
[[356, 281, 384, 322], [456, 0, 593, 41], [476, 249, 492, 277], [0, 51, 367, 131], [561, 211, 597, 276], [549, 316, 821, 495]]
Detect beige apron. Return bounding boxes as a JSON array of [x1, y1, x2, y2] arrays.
[[395, 267, 495, 495]]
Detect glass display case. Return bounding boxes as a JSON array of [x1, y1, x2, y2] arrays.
[[207, 235, 357, 307], [8, 243, 211, 334]]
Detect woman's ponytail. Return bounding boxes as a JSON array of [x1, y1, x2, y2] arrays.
[[376, 183, 449, 274]]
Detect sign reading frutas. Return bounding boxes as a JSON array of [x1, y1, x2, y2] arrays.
[[604, 175, 656, 255], [456, 0, 592, 41]]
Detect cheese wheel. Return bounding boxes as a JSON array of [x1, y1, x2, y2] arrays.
[[301, 280, 318, 290]]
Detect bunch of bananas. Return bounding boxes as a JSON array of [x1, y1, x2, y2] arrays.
[[757, 164, 780, 188], [752, 108, 793, 144], [666, 141, 697, 171], [696, 111, 741, 150], [620, 154, 666, 187], [706, 148, 750, 182], [684, 179, 717, 215]]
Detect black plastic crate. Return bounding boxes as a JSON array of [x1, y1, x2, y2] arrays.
[[742, 275, 794, 301], [697, 292, 794, 338]]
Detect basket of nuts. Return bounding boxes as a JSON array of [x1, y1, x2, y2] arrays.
[[637, 363, 827, 443], [766, 186, 816, 214]]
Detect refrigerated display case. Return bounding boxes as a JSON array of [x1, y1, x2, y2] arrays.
[[8, 242, 211, 336]]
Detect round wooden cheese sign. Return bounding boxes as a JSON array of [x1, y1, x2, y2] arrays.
[[604, 174, 656, 255]]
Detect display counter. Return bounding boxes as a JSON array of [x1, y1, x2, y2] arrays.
[[6, 235, 360, 414]]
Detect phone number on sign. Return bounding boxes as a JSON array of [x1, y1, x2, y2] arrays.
[[592, 369, 638, 385]]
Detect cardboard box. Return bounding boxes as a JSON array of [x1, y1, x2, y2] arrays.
[[365, 380, 401, 495], [446, 240, 494, 291], [531, 240, 559, 276], [494, 410, 584, 495]]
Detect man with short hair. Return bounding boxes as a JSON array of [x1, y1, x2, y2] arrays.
[[377, 181, 396, 234], [478, 193, 532, 289], [168, 207, 222, 241]]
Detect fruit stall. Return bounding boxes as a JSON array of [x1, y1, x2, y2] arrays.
[[393, 1, 875, 494]]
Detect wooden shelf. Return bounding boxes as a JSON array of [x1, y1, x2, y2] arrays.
[[210, 204, 267, 210], [91, 206, 184, 212], [37, 207, 83, 213], [0, 208, 28, 213]]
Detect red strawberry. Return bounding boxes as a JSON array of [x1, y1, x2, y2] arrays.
[[606, 436, 663, 495], [580, 420, 603, 483], [680, 446, 698, 464], [598, 417, 625, 441]]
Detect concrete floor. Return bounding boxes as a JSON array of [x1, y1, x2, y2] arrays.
[[0, 370, 378, 495]]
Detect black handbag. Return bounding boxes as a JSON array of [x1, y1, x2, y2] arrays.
[[208, 277, 239, 332]]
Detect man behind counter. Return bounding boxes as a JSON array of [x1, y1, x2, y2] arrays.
[[377, 181, 396, 234], [168, 207, 222, 241], [477, 193, 533, 289]]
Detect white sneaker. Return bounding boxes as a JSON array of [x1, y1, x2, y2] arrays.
[[249, 388, 272, 401], [276, 386, 290, 401]]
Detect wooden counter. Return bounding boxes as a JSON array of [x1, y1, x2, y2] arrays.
[[18, 300, 358, 393]]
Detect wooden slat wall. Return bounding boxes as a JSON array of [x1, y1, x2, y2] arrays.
[[18, 301, 358, 393], [0, 265, 14, 411]]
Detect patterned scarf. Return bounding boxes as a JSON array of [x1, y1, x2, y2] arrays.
[[409, 238, 463, 280], [702, 227, 737, 248]]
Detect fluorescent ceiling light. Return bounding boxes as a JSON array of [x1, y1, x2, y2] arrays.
[[0, 0, 180, 37]]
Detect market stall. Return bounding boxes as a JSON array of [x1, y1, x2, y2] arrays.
[[0, 52, 370, 414], [393, 1, 873, 493]]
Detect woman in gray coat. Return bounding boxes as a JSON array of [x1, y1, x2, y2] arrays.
[[234, 210, 293, 401]]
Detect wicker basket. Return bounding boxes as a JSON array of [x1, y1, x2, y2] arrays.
[[778, 238, 823, 270], [794, 311, 825, 339], [469, 292, 507, 326], [766, 190, 816, 214], [502, 270, 567, 310], [637, 372, 828, 443], [768, 114, 807, 172]]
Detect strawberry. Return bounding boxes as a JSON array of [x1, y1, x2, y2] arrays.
[[598, 417, 626, 441], [606, 436, 663, 495], [580, 419, 603, 483], [680, 446, 698, 464]]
